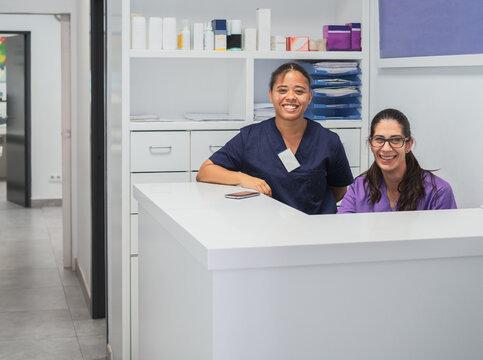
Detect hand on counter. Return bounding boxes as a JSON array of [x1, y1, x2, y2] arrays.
[[239, 173, 272, 197]]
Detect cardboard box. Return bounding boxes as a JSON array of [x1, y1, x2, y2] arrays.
[[271, 35, 286, 51], [323, 25, 351, 51], [346, 22, 361, 51], [286, 36, 309, 51], [214, 31, 227, 51], [256, 8, 271, 51], [244, 28, 257, 51], [211, 19, 227, 31]]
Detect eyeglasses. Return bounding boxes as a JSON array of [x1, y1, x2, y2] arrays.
[[369, 136, 410, 148]]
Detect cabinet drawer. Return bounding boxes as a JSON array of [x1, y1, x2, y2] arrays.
[[330, 128, 360, 167], [131, 131, 189, 172], [130, 172, 190, 213], [190, 130, 239, 171]]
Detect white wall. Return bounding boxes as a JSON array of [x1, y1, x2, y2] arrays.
[[370, 1, 483, 208], [75, 0, 92, 293], [106, 0, 128, 356], [0, 0, 76, 13], [0, 14, 62, 200]]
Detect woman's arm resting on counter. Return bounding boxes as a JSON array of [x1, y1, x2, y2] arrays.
[[196, 159, 272, 196], [330, 186, 348, 203]]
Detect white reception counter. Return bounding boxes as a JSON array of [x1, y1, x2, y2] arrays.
[[134, 182, 483, 360]]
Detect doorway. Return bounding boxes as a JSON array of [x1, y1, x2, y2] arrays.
[[0, 14, 72, 268], [1, 11, 107, 324], [3, 32, 31, 208]]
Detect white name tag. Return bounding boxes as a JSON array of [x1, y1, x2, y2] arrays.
[[278, 148, 300, 173]]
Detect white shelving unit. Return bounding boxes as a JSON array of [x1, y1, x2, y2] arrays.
[[122, 0, 370, 358], [130, 49, 363, 59]]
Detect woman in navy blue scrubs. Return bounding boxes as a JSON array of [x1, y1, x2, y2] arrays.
[[196, 62, 353, 214]]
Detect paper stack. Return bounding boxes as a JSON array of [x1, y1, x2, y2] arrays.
[[254, 103, 275, 122]]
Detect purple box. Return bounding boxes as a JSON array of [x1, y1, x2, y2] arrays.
[[346, 22, 361, 51], [323, 25, 351, 51]]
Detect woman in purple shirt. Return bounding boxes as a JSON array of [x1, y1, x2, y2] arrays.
[[338, 108, 457, 213]]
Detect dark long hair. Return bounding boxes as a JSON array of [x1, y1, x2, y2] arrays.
[[269, 62, 311, 90], [363, 108, 436, 211]]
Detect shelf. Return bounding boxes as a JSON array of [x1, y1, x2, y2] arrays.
[[130, 120, 250, 131], [251, 51, 363, 60], [129, 119, 363, 131], [130, 49, 363, 61], [378, 54, 483, 68]]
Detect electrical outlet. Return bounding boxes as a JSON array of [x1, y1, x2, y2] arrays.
[[49, 174, 62, 183]]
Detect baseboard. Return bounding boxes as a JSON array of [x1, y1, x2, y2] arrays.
[[30, 198, 62, 207], [75, 258, 93, 315], [106, 344, 113, 360]]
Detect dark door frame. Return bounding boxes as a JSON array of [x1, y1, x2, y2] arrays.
[[90, 0, 106, 319], [3, 31, 31, 208]]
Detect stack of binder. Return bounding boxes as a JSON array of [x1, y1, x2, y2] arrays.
[[299, 61, 362, 121]]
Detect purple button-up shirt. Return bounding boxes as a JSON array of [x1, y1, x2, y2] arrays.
[[338, 172, 457, 213]]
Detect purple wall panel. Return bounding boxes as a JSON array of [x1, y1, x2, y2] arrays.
[[379, 0, 483, 58]]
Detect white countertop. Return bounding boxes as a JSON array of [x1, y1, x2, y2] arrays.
[[134, 182, 483, 270]]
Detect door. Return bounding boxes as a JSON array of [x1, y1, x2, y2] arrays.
[[91, 0, 106, 319], [5, 33, 30, 207]]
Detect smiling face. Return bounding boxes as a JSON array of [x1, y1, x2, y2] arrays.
[[371, 119, 413, 176], [269, 70, 312, 122]]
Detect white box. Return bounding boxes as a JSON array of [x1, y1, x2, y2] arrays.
[[162, 17, 177, 50], [148, 17, 163, 50], [131, 16, 147, 49], [192, 23, 204, 50], [244, 28, 257, 51], [271, 35, 286, 51], [256, 8, 271, 51], [214, 33, 227, 51]]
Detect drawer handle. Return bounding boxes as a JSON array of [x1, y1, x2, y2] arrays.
[[209, 145, 223, 152], [149, 145, 172, 154]]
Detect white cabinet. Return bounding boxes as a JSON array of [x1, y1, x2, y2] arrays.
[[128, 128, 238, 360], [191, 130, 239, 170], [129, 130, 238, 253], [130, 58, 247, 121], [130, 131, 190, 172], [122, 0, 370, 358], [130, 172, 190, 213], [130, 256, 138, 360]]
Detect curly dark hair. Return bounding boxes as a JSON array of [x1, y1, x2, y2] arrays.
[[363, 108, 437, 211]]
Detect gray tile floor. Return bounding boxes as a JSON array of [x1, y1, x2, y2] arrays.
[[0, 181, 107, 360]]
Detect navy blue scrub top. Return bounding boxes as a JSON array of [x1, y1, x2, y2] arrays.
[[210, 117, 353, 214]]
